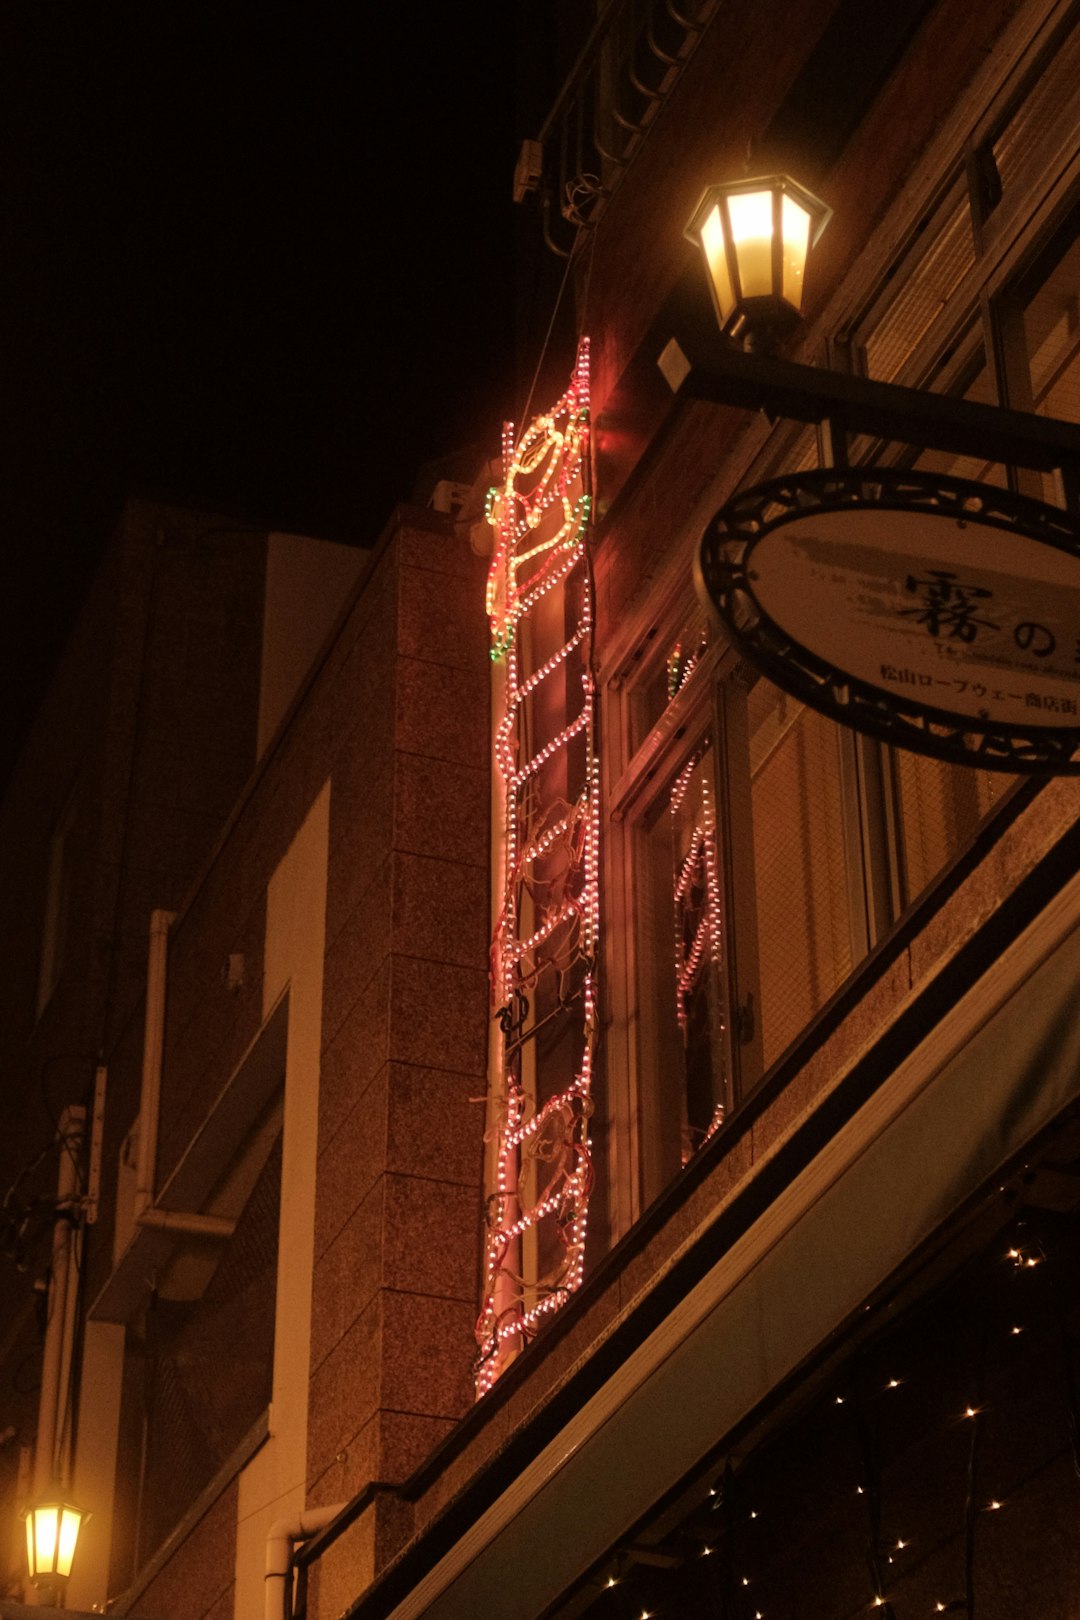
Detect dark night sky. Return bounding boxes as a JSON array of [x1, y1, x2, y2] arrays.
[[0, 7, 567, 779]]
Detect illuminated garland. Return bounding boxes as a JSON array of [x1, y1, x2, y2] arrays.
[[666, 628, 709, 701], [672, 750, 726, 1157], [476, 339, 598, 1395]]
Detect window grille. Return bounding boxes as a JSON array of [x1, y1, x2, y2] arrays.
[[863, 188, 975, 383], [891, 750, 1009, 908], [993, 19, 1080, 206], [748, 683, 856, 1071]]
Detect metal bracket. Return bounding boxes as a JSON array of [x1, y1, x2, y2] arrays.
[[664, 330, 1080, 494]]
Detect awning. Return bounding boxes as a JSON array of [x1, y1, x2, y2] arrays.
[[359, 856, 1080, 1620]]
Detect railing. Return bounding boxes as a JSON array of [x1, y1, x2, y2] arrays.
[[520, 0, 719, 254]]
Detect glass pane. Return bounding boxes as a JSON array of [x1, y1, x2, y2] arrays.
[[631, 613, 710, 753], [638, 738, 728, 1196], [782, 194, 811, 310], [747, 682, 855, 1070], [896, 355, 1016, 894], [729, 189, 775, 300], [701, 203, 735, 323], [993, 24, 1080, 208], [670, 746, 727, 1156], [914, 361, 1007, 486], [892, 749, 1010, 906], [863, 186, 975, 383], [1021, 225, 1080, 503]]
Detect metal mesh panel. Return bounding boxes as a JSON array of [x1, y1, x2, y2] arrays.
[[864, 190, 974, 383], [668, 745, 726, 1155], [892, 751, 1011, 905], [994, 23, 1080, 203], [913, 363, 1008, 486], [631, 612, 711, 753], [748, 684, 854, 1071]]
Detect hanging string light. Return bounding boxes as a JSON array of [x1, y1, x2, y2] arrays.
[[566, 1204, 1079, 1620]]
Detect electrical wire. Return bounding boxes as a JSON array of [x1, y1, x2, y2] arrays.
[[963, 1319, 990, 1620], [518, 233, 586, 443], [852, 1361, 895, 1618]]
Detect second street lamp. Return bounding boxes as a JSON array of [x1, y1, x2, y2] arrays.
[[23, 1493, 87, 1602]]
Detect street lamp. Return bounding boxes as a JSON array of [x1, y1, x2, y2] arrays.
[[24, 1494, 87, 1601], [685, 174, 831, 352]]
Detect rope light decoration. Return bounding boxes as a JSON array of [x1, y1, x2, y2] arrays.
[[476, 338, 598, 1395], [671, 747, 726, 1160]]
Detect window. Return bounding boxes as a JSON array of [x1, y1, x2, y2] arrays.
[[107, 1002, 286, 1589], [861, 175, 976, 385], [635, 731, 730, 1194], [611, 613, 882, 1215]]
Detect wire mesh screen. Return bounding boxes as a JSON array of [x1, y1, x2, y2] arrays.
[[863, 186, 974, 384], [994, 21, 1080, 204], [749, 683, 854, 1071], [892, 751, 1010, 905], [135, 1130, 281, 1569]]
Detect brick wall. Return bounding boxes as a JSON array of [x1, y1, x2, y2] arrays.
[[308, 518, 490, 1584]]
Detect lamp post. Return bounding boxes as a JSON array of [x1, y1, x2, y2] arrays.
[[671, 173, 1080, 774], [23, 1493, 87, 1606], [685, 174, 831, 352]]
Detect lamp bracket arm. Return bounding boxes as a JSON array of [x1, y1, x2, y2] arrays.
[[667, 333, 1080, 482]]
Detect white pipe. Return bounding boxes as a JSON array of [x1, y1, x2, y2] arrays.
[[137, 1208, 234, 1238], [33, 1106, 85, 1498], [265, 1502, 347, 1620], [134, 909, 176, 1218]]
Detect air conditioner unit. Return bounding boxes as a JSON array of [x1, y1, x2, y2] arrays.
[[430, 480, 470, 518]]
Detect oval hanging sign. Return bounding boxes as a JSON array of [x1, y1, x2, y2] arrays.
[[696, 468, 1080, 773]]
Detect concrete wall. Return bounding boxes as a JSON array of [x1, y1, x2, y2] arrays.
[[306, 518, 490, 1611], [257, 532, 365, 758]]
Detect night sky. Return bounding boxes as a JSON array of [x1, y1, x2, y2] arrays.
[[0, 8, 568, 780]]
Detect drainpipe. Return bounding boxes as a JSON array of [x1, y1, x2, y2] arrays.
[[265, 1503, 347, 1620], [133, 908, 234, 1241], [133, 908, 174, 1221], [33, 1106, 85, 1499]]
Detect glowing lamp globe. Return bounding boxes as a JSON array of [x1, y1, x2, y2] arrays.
[[685, 174, 831, 351], [23, 1496, 86, 1589]]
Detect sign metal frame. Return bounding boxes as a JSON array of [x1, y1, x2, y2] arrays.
[[697, 468, 1080, 773]]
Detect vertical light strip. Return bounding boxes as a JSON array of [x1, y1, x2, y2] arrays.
[[477, 339, 597, 1395], [672, 752, 726, 1158]]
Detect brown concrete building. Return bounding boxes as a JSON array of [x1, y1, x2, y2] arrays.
[[5, 0, 1080, 1616]]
